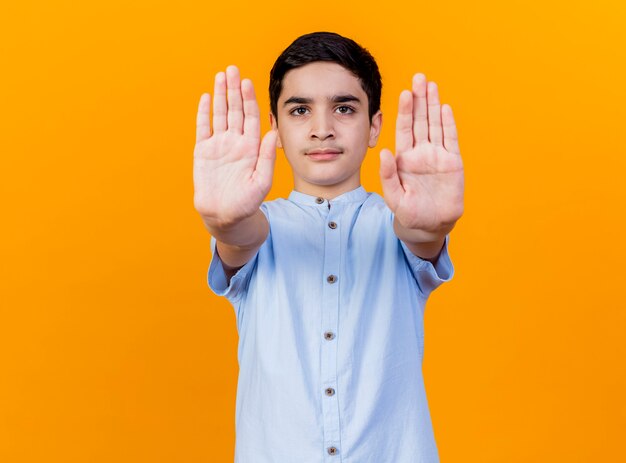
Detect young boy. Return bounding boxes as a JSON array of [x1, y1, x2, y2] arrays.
[[194, 32, 464, 462]]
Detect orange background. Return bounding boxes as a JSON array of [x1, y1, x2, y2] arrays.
[[1, 0, 625, 461]]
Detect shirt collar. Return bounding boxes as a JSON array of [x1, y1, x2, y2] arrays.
[[288, 186, 368, 207]]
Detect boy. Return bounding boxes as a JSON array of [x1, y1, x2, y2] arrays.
[[194, 32, 464, 462]]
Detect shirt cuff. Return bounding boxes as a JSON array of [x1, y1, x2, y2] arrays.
[[207, 236, 258, 302], [400, 234, 455, 297]]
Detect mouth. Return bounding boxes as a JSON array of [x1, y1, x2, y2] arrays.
[[305, 149, 342, 161]]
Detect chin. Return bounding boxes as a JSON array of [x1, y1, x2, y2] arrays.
[[299, 168, 344, 184], [303, 173, 354, 189]]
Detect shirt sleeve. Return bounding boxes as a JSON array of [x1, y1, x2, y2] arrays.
[[206, 205, 269, 303], [400, 234, 455, 299], [207, 235, 259, 304]]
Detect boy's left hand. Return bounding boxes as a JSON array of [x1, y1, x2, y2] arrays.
[[380, 74, 464, 239]]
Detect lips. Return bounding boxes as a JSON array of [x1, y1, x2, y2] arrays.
[[306, 149, 342, 160], [307, 149, 342, 155]]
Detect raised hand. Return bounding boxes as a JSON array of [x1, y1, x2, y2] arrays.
[[194, 65, 278, 227], [379, 74, 464, 237]]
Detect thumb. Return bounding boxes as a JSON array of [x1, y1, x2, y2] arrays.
[[379, 149, 403, 212], [254, 129, 278, 191]]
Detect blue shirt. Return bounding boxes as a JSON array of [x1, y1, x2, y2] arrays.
[[208, 186, 454, 463]]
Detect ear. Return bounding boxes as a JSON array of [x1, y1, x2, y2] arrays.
[[269, 113, 283, 149], [368, 110, 383, 148]]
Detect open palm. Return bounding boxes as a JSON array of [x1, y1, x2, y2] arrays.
[[194, 66, 277, 226], [380, 74, 464, 234]]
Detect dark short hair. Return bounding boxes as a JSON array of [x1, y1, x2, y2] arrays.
[[269, 32, 382, 124]]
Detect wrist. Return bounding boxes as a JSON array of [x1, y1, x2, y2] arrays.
[[392, 217, 452, 245], [203, 209, 269, 249], [199, 204, 260, 232], [201, 214, 243, 233]]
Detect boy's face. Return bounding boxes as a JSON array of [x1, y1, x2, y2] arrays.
[[270, 61, 382, 198]]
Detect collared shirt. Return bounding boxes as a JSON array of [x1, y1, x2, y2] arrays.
[[208, 186, 454, 463]]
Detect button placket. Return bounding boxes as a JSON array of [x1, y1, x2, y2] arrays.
[[320, 203, 342, 459]]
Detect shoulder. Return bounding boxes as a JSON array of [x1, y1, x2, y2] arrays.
[[358, 191, 393, 224], [260, 196, 289, 211], [363, 191, 388, 209], [259, 197, 313, 237], [260, 197, 295, 220]]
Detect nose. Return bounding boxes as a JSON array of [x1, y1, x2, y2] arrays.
[[309, 112, 335, 141]]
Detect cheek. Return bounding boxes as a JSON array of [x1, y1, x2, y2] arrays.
[[281, 135, 297, 153], [277, 128, 294, 151], [278, 124, 296, 144], [356, 128, 372, 147]]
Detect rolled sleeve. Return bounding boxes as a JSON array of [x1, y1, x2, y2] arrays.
[[208, 236, 258, 303], [400, 234, 455, 298]]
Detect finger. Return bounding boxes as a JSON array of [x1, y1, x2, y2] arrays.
[[242, 78, 260, 141], [396, 90, 414, 154], [442, 104, 460, 155], [379, 149, 403, 213], [213, 72, 227, 133], [226, 65, 244, 134], [253, 130, 278, 192], [196, 93, 211, 143], [412, 73, 429, 144], [427, 81, 443, 146]]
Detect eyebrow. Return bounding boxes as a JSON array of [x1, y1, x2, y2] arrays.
[[283, 94, 362, 107]]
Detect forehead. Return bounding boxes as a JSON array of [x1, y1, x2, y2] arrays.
[[279, 62, 366, 102]]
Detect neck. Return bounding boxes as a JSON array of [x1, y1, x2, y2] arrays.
[[293, 177, 361, 200]]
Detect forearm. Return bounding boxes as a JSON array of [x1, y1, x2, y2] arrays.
[[393, 216, 452, 262], [202, 209, 269, 269]]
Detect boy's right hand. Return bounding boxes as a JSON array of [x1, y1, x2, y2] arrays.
[[193, 65, 278, 229]]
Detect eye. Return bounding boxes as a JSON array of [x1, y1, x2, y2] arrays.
[[336, 105, 355, 114], [290, 106, 310, 116]]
